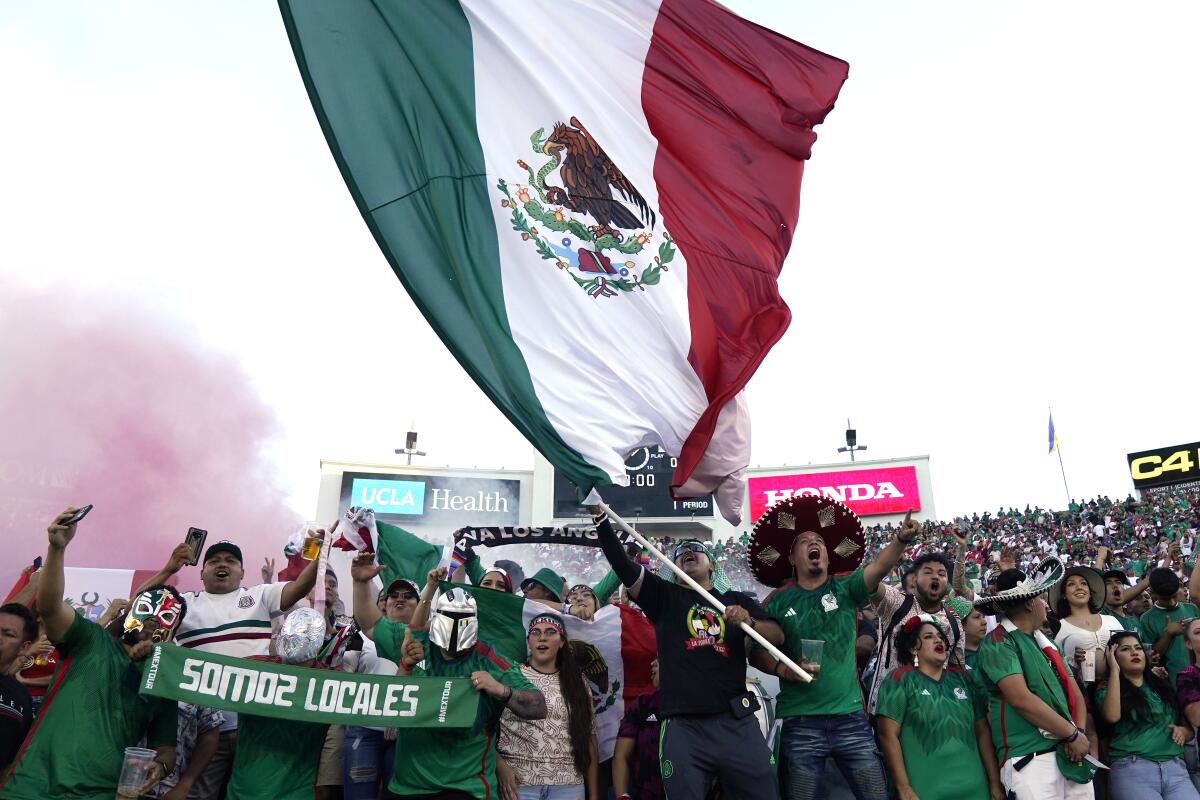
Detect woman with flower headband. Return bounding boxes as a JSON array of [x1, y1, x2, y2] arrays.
[[876, 615, 1005, 800], [496, 612, 597, 800]]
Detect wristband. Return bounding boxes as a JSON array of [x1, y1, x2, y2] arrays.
[[504, 686, 514, 703], [1064, 728, 1081, 743]]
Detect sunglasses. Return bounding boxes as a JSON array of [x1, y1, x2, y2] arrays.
[[388, 591, 419, 601], [674, 542, 708, 560]]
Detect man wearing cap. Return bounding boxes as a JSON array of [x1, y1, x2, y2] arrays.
[[521, 567, 566, 607], [1141, 564, 1200, 689], [592, 510, 784, 800], [340, 578, 419, 799], [145, 530, 325, 800], [975, 560, 1092, 800], [1094, 545, 1149, 632], [351, 560, 545, 799], [748, 503, 919, 800]]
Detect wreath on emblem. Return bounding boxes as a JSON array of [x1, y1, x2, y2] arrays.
[[496, 116, 676, 299]]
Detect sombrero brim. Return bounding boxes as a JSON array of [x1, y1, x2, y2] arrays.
[[748, 495, 866, 587], [974, 556, 1065, 613], [1047, 565, 1106, 613]]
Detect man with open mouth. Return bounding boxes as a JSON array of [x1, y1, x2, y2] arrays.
[[747, 497, 917, 800], [865, 549, 966, 716], [592, 507, 784, 799], [140, 527, 326, 800]]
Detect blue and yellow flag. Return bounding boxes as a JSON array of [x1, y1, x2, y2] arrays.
[[1048, 412, 1059, 454]]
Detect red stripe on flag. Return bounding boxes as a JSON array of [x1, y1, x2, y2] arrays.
[[642, 0, 848, 497], [618, 605, 657, 703]]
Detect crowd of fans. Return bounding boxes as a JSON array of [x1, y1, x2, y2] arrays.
[[0, 484, 1198, 800]]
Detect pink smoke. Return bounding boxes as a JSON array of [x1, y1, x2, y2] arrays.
[[0, 288, 302, 596]]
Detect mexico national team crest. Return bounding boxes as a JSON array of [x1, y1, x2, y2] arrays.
[[496, 117, 675, 299]]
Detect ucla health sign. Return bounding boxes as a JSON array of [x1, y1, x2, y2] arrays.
[[352, 479, 426, 515], [338, 472, 520, 525], [747, 465, 921, 522]]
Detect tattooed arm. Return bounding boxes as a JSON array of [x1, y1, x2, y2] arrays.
[[470, 670, 547, 720]]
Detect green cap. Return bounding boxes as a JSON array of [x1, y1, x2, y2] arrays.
[[521, 567, 565, 602], [948, 595, 973, 621]]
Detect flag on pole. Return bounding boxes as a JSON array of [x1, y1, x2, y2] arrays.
[[458, 584, 656, 761], [1048, 412, 1059, 454], [279, 0, 848, 524]]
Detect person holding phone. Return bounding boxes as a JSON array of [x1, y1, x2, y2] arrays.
[[0, 508, 184, 800], [1098, 631, 1199, 800], [138, 526, 326, 800]]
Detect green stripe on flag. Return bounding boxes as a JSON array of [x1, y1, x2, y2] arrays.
[[278, 0, 607, 494], [377, 522, 442, 589], [456, 583, 529, 664]]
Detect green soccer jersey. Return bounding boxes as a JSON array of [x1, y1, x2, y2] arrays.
[[762, 569, 870, 717], [1096, 682, 1183, 763], [226, 711, 328, 800], [0, 613, 177, 800], [876, 666, 989, 800], [1100, 608, 1139, 632], [977, 624, 1075, 764], [374, 620, 536, 800], [964, 647, 979, 672], [1139, 603, 1199, 687]]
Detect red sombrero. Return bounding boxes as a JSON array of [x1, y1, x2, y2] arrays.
[[748, 495, 866, 586]]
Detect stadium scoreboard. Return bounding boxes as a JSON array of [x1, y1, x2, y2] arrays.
[[1127, 441, 1200, 490], [552, 446, 714, 518]]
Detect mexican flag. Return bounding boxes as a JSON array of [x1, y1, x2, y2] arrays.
[[280, 0, 848, 524], [460, 584, 657, 761]]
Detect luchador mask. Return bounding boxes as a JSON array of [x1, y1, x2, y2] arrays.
[[122, 588, 184, 645]]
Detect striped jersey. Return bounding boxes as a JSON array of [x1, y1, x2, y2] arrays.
[[175, 583, 285, 657]]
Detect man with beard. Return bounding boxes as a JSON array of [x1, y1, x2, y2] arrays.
[[865, 550, 965, 715], [0, 509, 184, 800], [145, 528, 325, 800], [592, 509, 784, 800], [748, 501, 917, 800], [0, 603, 36, 774]]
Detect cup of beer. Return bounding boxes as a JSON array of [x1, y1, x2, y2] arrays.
[[117, 746, 157, 799], [800, 639, 824, 680], [301, 529, 323, 561]]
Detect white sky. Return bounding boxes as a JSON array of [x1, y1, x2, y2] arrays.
[[2, 1, 1197, 525]]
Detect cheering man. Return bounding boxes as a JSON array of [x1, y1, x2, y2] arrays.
[[593, 508, 783, 800], [352, 560, 545, 800], [866, 549, 965, 713], [143, 528, 325, 800], [0, 509, 183, 800], [749, 503, 918, 800]]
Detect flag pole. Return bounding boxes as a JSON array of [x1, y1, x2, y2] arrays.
[[1050, 406, 1071, 507], [596, 500, 812, 682]]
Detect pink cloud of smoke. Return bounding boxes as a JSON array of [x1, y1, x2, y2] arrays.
[[0, 288, 302, 595]]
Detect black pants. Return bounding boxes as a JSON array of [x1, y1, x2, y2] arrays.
[[660, 710, 780, 800]]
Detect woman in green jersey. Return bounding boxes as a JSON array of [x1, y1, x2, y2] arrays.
[[1098, 630, 1198, 800], [877, 615, 1004, 800]]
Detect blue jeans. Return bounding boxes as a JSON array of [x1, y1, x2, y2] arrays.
[[516, 786, 584, 800], [342, 726, 396, 800], [780, 713, 887, 800], [1110, 756, 1200, 800]]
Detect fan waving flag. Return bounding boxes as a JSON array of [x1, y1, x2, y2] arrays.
[[279, 0, 848, 524]]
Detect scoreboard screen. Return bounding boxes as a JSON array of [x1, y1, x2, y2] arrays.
[[552, 446, 714, 518], [1127, 442, 1200, 490]]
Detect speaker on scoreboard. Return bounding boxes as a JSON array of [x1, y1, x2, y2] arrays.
[[846, 428, 857, 448]]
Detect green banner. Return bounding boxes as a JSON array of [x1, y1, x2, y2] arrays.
[[140, 645, 477, 728]]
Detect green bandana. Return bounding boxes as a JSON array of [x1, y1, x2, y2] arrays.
[[141, 645, 476, 728]]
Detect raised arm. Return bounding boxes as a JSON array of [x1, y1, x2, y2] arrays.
[[350, 553, 384, 640], [38, 509, 84, 644], [280, 526, 327, 610], [133, 543, 192, 598], [590, 510, 645, 599], [865, 510, 917, 593], [950, 528, 975, 601]]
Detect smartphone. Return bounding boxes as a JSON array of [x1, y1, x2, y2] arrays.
[[63, 505, 93, 526], [185, 527, 209, 566]]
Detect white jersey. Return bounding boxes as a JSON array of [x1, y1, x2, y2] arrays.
[[175, 583, 286, 658]]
